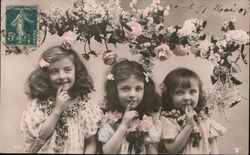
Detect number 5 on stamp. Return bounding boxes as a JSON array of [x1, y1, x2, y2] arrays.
[[6, 6, 38, 45]]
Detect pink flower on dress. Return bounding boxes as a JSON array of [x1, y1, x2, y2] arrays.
[[98, 99, 108, 109], [124, 21, 142, 39], [138, 115, 154, 132], [153, 44, 171, 61], [61, 31, 78, 50], [104, 111, 122, 124], [102, 51, 118, 65], [39, 58, 50, 68], [127, 119, 140, 132], [172, 45, 190, 56]]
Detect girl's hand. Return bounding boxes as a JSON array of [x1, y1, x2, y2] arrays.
[[55, 86, 72, 113], [120, 103, 139, 129], [185, 105, 197, 126]]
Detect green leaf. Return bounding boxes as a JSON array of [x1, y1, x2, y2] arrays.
[[94, 35, 102, 44], [122, 23, 132, 32], [231, 62, 241, 73], [88, 51, 99, 57]]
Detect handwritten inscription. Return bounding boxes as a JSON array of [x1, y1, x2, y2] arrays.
[[169, 3, 249, 16]]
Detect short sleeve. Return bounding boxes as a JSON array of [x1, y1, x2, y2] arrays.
[[98, 123, 115, 143], [80, 101, 103, 138], [160, 116, 179, 141], [209, 119, 227, 139], [20, 99, 47, 152], [145, 113, 162, 143]]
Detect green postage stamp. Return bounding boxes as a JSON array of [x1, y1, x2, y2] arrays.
[[6, 6, 38, 45]]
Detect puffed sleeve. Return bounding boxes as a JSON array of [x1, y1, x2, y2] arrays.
[[145, 113, 162, 143], [80, 101, 103, 138], [209, 119, 227, 139], [20, 99, 47, 152], [160, 116, 179, 141], [98, 123, 115, 143]]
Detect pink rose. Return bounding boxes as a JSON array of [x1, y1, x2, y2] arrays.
[[104, 111, 122, 124], [226, 30, 249, 44], [154, 44, 171, 61], [61, 31, 78, 50], [209, 53, 221, 64], [172, 45, 190, 56], [98, 99, 108, 109], [102, 51, 118, 65], [198, 39, 210, 53], [138, 115, 154, 132], [123, 21, 142, 39], [128, 119, 140, 132]]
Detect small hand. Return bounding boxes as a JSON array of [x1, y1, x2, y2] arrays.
[[55, 86, 72, 113], [121, 103, 139, 129], [185, 105, 197, 126]]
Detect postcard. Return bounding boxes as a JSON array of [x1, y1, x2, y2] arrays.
[[1, 0, 249, 154]]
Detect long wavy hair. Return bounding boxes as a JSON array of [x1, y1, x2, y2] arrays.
[[105, 59, 161, 117], [25, 46, 94, 100], [161, 67, 206, 113]]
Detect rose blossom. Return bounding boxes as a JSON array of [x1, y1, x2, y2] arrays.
[[104, 111, 122, 124], [102, 51, 118, 65], [61, 31, 78, 50], [177, 19, 196, 37], [153, 44, 171, 61], [208, 53, 221, 64], [138, 115, 154, 132], [98, 99, 108, 109], [226, 30, 249, 44], [173, 45, 190, 56], [123, 21, 142, 39], [198, 39, 211, 53], [127, 119, 140, 132]]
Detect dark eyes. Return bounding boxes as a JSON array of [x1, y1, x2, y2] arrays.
[[174, 90, 184, 95], [64, 67, 72, 72], [174, 89, 197, 95], [190, 89, 197, 94], [120, 86, 143, 92], [48, 67, 73, 75]]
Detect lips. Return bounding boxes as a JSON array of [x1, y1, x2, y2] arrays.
[[56, 81, 69, 85]]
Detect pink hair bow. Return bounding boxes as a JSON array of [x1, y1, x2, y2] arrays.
[[39, 58, 50, 68]]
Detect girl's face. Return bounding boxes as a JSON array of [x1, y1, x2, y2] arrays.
[[47, 57, 75, 91], [117, 75, 144, 109], [171, 82, 199, 113]]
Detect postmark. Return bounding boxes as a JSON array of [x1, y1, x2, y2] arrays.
[[6, 6, 38, 45]]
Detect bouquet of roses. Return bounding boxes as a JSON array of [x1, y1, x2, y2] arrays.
[[98, 99, 155, 154]]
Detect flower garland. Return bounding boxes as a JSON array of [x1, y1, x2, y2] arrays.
[[37, 95, 90, 152]]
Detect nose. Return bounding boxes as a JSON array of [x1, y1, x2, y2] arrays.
[[129, 89, 136, 98], [58, 70, 66, 79], [183, 92, 191, 100]]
